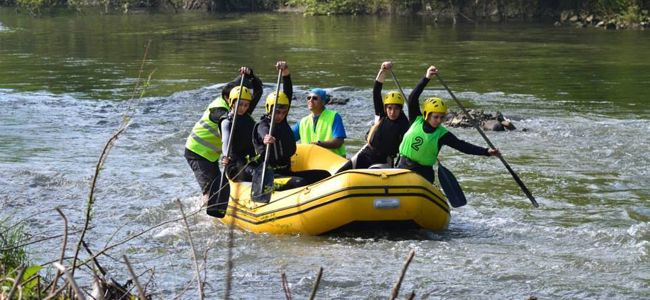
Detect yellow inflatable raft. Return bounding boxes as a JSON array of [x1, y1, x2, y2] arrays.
[[220, 144, 450, 235]]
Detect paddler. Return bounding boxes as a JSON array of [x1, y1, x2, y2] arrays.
[[336, 61, 410, 173], [220, 67, 263, 182], [253, 61, 330, 191], [397, 65, 500, 182]]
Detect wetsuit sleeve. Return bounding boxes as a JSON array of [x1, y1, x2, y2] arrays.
[[438, 132, 490, 156], [332, 113, 347, 139], [253, 121, 270, 155], [247, 69, 263, 115], [292, 122, 301, 142], [221, 118, 232, 156], [407, 77, 430, 125], [209, 107, 228, 124], [283, 74, 293, 104], [373, 80, 385, 117]]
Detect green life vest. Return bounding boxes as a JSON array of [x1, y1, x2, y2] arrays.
[[298, 109, 346, 156], [185, 97, 230, 162], [398, 116, 449, 166]]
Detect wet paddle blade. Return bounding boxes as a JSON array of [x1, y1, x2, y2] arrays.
[[438, 163, 467, 208], [207, 175, 230, 218], [252, 164, 274, 203]]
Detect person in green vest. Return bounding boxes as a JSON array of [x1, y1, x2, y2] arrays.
[[397, 65, 500, 183], [292, 88, 347, 157], [184, 67, 261, 217]]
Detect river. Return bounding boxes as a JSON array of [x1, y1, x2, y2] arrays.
[[1, 9, 649, 299]]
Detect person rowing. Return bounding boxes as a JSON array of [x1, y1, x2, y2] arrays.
[[397, 65, 500, 182], [253, 61, 330, 192], [220, 67, 263, 182], [337, 61, 410, 173]]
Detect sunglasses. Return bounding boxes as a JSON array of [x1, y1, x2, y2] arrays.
[[307, 95, 321, 101]]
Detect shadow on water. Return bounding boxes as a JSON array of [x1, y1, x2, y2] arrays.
[[321, 218, 491, 242]]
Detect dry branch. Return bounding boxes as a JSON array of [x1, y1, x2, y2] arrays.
[[70, 40, 152, 279], [308, 267, 323, 300], [51, 207, 68, 294], [53, 262, 85, 300], [123, 255, 147, 300], [388, 249, 416, 300], [281, 273, 292, 300], [176, 199, 204, 300], [7, 265, 26, 300]]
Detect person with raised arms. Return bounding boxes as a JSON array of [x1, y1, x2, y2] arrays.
[[397, 65, 500, 183], [220, 67, 263, 182], [292, 87, 347, 157], [336, 61, 410, 173], [253, 61, 330, 192]]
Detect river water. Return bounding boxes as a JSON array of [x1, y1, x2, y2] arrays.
[[1, 9, 649, 299]]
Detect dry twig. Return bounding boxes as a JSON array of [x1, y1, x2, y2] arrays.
[[308, 267, 323, 300], [123, 255, 147, 300], [7, 265, 26, 300], [176, 199, 204, 300], [388, 249, 416, 300], [53, 262, 85, 300], [51, 207, 68, 294], [281, 273, 292, 300], [70, 40, 152, 278]]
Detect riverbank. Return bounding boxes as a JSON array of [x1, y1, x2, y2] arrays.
[[2, 0, 649, 29]]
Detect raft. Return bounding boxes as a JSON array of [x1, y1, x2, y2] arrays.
[[220, 144, 451, 235]]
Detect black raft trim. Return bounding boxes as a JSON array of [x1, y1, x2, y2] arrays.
[[227, 189, 450, 226]]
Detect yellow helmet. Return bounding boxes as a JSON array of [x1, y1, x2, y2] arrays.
[[422, 97, 447, 119], [228, 86, 252, 105], [383, 91, 405, 106], [265, 92, 290, 115]]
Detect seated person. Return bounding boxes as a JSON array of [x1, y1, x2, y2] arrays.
[[337, 61, 410, 173], [397, 65, 499, 183], [220, 67, 263, 182], [292, 88, 347, 157], [253, 61, 330, 191]]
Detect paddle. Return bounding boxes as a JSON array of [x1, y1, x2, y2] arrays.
[[207, 75, 246, 217], [251, 68, 284, 203], [434, 73, 539, 208], [437, 160, 467, 208]]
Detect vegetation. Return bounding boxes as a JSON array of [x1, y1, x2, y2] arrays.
[[1, 0, 648, 21], [1, 221, 45, 300]]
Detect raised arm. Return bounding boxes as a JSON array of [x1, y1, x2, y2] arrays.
[[373, 61, 392, 117], [407, 66, 438, 124], [244, 67, 263, 115], [277, 61, 293, 104]]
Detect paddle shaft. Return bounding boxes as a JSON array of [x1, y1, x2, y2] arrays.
[[389, 69, 408, 104], [434, 73, 538, 207], [260, 68, 284, 187], [215, 75, 246, 203]]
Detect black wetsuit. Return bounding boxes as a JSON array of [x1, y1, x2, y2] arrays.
[[397, 77, 490, 183], [253, 75, 330, 190], [337, 80, 410, 173], [220, 70, 264, 182]]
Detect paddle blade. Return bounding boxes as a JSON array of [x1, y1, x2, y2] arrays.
[[438, 163, 467, 208], [207, 175, 230, 218], [252, 165, 274, 203]]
